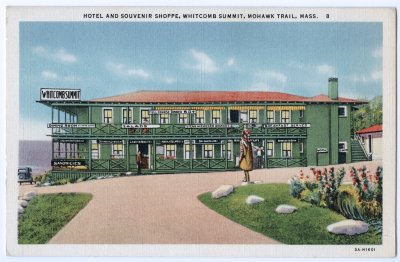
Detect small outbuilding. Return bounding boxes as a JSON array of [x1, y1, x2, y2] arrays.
[[356, 124, 382, 160]]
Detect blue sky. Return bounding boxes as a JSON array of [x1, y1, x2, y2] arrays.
[[19, 22, 382, 140]]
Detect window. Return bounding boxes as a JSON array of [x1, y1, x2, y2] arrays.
[[240, 111, 248, 123], [249, 110, 257, 123], [338, 106, 347, 117], [91, 140, 100, 159], [282, 142, 292, 158], [122, 108, 133, 124], [281, 110, 290, 123], [195, 110, 205, 123], [184, 142, 194, 159], [203, 144, 214, 158], [103, 108, 113, 124], [165, 144, 176, 158], [141, 109, 150, 123], [212, 110, 221, 123], [339, 142, 348, 152], [300, 142, 304, 153], [222, 141, 232, 160], [179, 113, 189, 124], [266, 141, 274, 157], [267, 110, 275, 123], [160, 113, 170, 124], [299, 110, 304, 118], [112, 143, 124, 159]]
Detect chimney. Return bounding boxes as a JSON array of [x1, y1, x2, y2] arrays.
[[328, 77, 338, 100]]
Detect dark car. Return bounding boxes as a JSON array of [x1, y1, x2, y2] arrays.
[[18, 167, 35, 185]]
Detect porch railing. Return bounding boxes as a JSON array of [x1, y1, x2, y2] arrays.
[[266, 158, 307, 168]]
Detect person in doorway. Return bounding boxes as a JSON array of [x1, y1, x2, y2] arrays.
[[256, 147, 264, 169], [239, 127, 253, 182], [136, 150, 142, 175]]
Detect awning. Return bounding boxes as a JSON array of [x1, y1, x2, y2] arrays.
[[228, 106, 265, 110], [155, 106, 225, 110], [267, 105, 305, 111]]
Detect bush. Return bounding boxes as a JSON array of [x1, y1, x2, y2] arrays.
[[289, 178, 305, 198], [300, 189, 311, 201], [336, 187, 363, 220]]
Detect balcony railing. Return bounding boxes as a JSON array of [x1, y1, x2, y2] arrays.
[[266, 158, 307, 168], [50, 123, 308, 137]]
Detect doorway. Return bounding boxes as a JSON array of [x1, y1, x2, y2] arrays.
[[138, 143, 150, 169]]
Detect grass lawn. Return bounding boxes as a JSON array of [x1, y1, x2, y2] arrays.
[[198, 183, 381, 245], [18, 193, 92, 244]]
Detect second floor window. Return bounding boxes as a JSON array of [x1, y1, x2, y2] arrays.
[[267, 110, 275, 123], [103, 108, 113, 124], [160, 113, 170, 124], [122, 108, 133, 124], [91, 140, 100, 159], [179, 113, 189, 124], [281, 110, 290, 123], [195, 110, 205, 124], [212, 110, 221, 123], [141, 110, 150, 123], [249, 110, 257, 123]]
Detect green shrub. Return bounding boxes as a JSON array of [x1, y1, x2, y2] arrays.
[[289, 179, 305, 198], [360, 200, 382, 219], [336, 188, 364, 220], [299, 189, 311, 201]]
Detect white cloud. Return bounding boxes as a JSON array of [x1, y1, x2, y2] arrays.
[[41, 70, 79, 81], [250, 70, 287, 91], [41, 70, 58, 80], [163, 77, 177, 84], [188, 49, 218, 73], [227, 57, 235, 67], [316, 64, 335, 76], [106, 62, 150, 79], [32, 46, 77, 63], [372, 47, 382, 58], [255, 70, 287, 83], [347, 70, 382, 83]]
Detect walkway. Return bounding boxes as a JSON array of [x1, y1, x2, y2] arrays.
[[18, 160, 381, 244]]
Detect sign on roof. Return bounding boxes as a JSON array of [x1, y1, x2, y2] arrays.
[[40, 88, 81, 101]]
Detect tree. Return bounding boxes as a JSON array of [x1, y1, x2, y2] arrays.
[[351, 96, 382, 134]]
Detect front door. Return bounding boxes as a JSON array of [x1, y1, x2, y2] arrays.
[[338, 152, 346, 164], [138, 143, 150, 169]]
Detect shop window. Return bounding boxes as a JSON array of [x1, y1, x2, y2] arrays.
[[267, 110, 275, 123], [184, 142, 195, 159], [203, 144, 214, 158], [266, 141, 274, 157], [281, 110, 290, 123], [91, 140, 100, 159], [179, 113, 189, 124], [122, 108, 133, 124], [282, 142, 292, 158], [249, 110, 258, 123], [338, 106, 347, 117], [212, 110, 221, 123], [195, 110, 205, 124], [165, 144, 176, 158], [221, 141, 232, 160], [102, 108, 113, 124], [160, 113, 170, 124], [339, 141, 348, 152], [112, 144, 124, 159], [141, 109, 150, 123]]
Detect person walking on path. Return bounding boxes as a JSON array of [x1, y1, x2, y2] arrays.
[[239, 127, 253, 182], [136, 150, 142, 175]]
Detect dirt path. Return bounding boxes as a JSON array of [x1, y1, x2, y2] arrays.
[[18, 161, 381, 244]]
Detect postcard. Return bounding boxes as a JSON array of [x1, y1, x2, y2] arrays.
[[6, 6, 396, 257]]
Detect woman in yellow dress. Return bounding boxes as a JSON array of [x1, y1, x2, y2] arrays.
[[239, 127, 253, 182]]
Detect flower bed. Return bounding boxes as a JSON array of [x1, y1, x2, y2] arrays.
[[289, 166, 383, 234]]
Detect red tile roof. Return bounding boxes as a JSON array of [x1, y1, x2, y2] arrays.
[[91, 91, 365, 104], [356, 124, 383, 134]]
